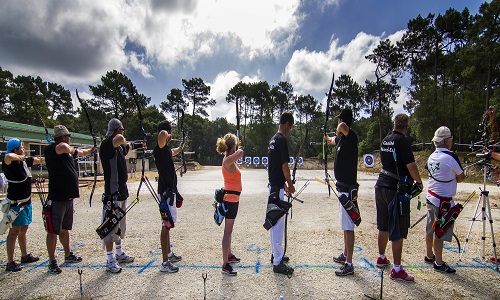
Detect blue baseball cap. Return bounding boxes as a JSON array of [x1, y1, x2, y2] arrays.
[[6, 138, 21, 154]]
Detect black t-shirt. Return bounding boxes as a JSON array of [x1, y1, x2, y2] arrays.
[[334, 128, 358, 185], [2, 156, 34, 201], [99, 137, 130, 200], [268, 132, 289, 187], [376, 131, 415, 189], [153, 143, 177, 194], [44, 143, 80, 201]]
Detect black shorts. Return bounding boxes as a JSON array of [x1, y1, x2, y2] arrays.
[[223, 201, 239, 219], [50, 200, 74, 235], [375, 186, 409, 238]]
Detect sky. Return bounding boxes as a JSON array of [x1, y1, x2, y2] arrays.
[[0, 0, 486, 124]]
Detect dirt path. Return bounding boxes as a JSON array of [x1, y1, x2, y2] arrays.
[[0, 167, 499, 299]]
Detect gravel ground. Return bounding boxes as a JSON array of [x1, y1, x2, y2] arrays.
[[0, 166, 499, 300]]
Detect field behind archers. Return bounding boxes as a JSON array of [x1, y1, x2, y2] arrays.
[[1, 167, 500, 300]]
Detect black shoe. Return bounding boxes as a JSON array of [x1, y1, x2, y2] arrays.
[[221, 263, 237, 276], [335, 263, 354, 276], [424, 255, 435, 264], [48, 260, 62, 274], [21, 253, 40, 264], [228, 254, 241, 264], [273, 261, 294, 276], [271, 254, 289, 264], [433, 262, 456, 274], [64, 252, 82, 264], [5, 261, 22, 272]]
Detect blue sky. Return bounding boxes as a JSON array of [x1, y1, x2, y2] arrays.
[[0, 0, 485, 123]]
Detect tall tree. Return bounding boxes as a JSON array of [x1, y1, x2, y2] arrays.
[[182, 77, 216, 129]]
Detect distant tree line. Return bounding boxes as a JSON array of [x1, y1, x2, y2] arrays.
[[0, 1, 498, 165]]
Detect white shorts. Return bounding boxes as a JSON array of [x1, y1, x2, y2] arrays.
[[338, 192, 355, 231]]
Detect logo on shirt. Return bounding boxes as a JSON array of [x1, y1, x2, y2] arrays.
[[428, 162, 440, 174]]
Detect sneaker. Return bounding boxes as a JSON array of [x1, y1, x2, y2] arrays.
[[160, 261, 179, 273], [335, 263, 354, 276], [228, 254, 241, 264], [273, 261, 294, 276], [270, 254, 289, 264], [490, 256, 500, 263], [106, 259, 122, 273], [221, 263, 237, 276], [5, 261, 22, 272], [433, 262, 456, 274], [389, 268, 414, 281], [48, 260, 62, 274], [64, 252, 82, 264], [376, 256, 391, 268], [333, 253, 347, 264], [424, 255, 435, 264], [116, 252, 135, 263], [168, 252, 182, 263], [21, 253, 40, 264]]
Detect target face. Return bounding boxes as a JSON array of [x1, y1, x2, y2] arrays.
[[298, 157, 303, 166], [261, 157, 268, 165], [289, 156, 294, 165], [364, 154, 375, 167], [245, 157, 252, 165], [253, 157, 260, 165]]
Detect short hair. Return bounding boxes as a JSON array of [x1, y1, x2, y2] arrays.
[[280, 112, 294, 125], [157, 120, 172, 133], [433, 140, 446, 148], [394, 113, 409, 129]]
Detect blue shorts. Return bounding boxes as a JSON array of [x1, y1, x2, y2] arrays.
[[12, 203, 33, 226]]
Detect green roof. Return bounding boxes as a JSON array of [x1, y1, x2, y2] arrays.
[[0, 120, 95, 146]]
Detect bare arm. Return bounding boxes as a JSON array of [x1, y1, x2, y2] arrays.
[[223, 149, 244, 168], [456, 172, 466, 183], [4, 153, 25, 165], [282, 162, 295, 194], [406, 162, 423, 189]]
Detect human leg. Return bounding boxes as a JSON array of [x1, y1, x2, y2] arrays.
[[222, 218, 235, 265], [59, 229, 71, 256], [270, 216, 285, 266], [345, 230, 354, 264], [161, 226, 171, 263], [17, 225, 29, 257], [6, 226, 20, 263]]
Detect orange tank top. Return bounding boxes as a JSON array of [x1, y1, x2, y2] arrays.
[[222, 162, 242, 203]]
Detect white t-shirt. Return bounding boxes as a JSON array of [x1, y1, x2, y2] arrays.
[[426, 148, 464, 207]]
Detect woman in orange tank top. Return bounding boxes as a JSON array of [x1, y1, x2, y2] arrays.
[[216, 133, 243, 276]]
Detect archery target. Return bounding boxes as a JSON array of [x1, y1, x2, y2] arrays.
[[364, 154, 375, 168], [261, 157, 268, 166], [245, 157, 252, 165], [298, 157, 303, 166], [237, 158, 242, 165], [253, 157, 260, 165], [289, 156, 294, 165]]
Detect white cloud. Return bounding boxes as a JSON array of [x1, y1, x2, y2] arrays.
[[208, 71, 261, 123], [283, 29, 407, 111]]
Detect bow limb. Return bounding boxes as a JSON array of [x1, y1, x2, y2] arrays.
[[31, 99, 51, 145], [323, 72, 335, 197], [177, 108, 187, 177], [288, 124, 310, 202], [76, 89, 98, 207]]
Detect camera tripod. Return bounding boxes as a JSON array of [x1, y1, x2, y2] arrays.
[[459, 152, 499, 270]]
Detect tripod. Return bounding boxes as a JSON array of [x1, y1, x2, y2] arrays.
[[459, 153, 499, 270]]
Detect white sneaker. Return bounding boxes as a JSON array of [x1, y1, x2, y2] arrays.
[[116, 252, 135, 263], [167, 252, 182, 263], [106, 259, 122, 273], [160, 261, 179, 273]]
